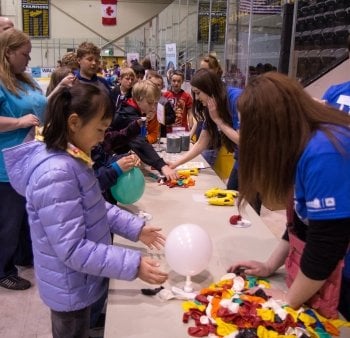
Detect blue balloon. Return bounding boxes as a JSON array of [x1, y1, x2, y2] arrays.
[[110, 167, 145, 204]]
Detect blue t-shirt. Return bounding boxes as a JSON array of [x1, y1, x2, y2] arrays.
[[227, 86, 242, 130], [294, 127, 350, 278], [227, 86, 242, 168], [0, 81, 47, 182], [75, 71, 111, 95], [322, 81, 350, 114]]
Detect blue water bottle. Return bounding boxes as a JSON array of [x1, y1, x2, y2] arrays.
[[140, 117, 147, 138]]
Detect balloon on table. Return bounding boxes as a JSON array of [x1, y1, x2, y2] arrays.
[[110, 167, 145, 204], [165, 223, 213, 277]]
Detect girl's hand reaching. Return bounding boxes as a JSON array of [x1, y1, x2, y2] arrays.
[[227, 260, 272, 278], [138, 256, 168, 284], [139, 225, 166, 250]]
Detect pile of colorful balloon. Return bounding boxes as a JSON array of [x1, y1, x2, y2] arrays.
[[181, 274, 350, 337]]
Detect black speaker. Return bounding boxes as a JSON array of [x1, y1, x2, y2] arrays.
[[278, 3, 295, 74]]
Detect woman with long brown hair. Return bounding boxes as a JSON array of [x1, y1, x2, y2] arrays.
[[229, 72, 350, 319], [169, 68, 240, 170]]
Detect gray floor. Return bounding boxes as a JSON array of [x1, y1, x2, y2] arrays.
[[0, 206, 286, 338]]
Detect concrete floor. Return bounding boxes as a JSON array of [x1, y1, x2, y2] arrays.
[[0, 206, 286, 338]]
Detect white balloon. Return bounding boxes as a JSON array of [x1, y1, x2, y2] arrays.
[[165, 223, 213, 276]]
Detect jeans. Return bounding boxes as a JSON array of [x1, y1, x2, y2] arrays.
[[51, 307, 90, 338]]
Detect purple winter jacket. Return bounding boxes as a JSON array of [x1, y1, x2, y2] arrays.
[[3, 140, 144, 312]]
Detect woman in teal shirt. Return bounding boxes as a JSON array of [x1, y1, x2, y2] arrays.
[[0, 28, 47, 290]]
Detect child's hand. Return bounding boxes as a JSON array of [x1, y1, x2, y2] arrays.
[[138, 256, 168, 284], [161, 164, 178, 181], [116, 154, 140, 172], [139, 225, 165, 250], [59, 74, 76, 88]]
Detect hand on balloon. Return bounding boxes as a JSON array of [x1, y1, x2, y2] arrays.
[[161, 164, 178, 180], [138, 256, 168, 284], [117, 154, 141, 172], [139, 225, 166, 250], [227, 260, 272, 278]]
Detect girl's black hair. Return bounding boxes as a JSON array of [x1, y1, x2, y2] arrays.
[[43, 83, 113, 150]]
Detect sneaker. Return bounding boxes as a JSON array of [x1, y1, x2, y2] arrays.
[[0, 275, 31, 290]]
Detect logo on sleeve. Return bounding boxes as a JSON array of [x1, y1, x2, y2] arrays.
[[306, 197, 336, 212]]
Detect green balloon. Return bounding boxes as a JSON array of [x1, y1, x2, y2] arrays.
[[110, 167, 145, 204]]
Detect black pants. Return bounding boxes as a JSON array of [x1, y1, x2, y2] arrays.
[[51, 306, 90, 338], [0, 182, 33, 279]]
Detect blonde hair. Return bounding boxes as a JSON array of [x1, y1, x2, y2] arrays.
[[0, 28, 39, 95], [132, 80, 161, 102], [120, 67, 135, 79]]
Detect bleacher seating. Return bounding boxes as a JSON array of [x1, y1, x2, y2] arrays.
[[295, 0, 350, 86]]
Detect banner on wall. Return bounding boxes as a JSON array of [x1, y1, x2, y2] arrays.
[[22, 0, 49, 38], [165, 43, 177, 72], [31, 67, 55, 78], [101, 0, 117, 25], [127, 53, 140, 65]]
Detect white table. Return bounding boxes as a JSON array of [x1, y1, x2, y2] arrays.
[[105, 151, 350, 337]]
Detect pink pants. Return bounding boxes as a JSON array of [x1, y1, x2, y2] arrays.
[[285, 230, 343, 318]]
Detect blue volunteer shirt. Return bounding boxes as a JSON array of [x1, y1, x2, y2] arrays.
[[294, 127, 350, 278], [227, 86, 242, 169], [322, 81, 350, 114]]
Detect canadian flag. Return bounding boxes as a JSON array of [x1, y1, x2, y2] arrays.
[[101, 0, 117, 26]]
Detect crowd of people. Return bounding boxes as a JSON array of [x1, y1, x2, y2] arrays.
[[0, 14, 349, 338]]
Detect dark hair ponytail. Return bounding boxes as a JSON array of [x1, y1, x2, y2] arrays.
[[43, 83, 113, 150]]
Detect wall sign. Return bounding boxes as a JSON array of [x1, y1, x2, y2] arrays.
[[22, 0, 49, 38]]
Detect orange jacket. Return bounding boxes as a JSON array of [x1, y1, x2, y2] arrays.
[[146, 115, 159, 144]]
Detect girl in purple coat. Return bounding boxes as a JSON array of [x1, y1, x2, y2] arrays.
[[3, 83, 168, 338]]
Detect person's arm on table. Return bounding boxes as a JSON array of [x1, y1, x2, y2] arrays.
[[285, 271, 326, 309], [129, 136, 177, 180], [227, 238, 289, 277], [169, 129, 210, 168]]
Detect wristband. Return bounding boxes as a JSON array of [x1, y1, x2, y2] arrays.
[[111, 162, 123, 176]]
